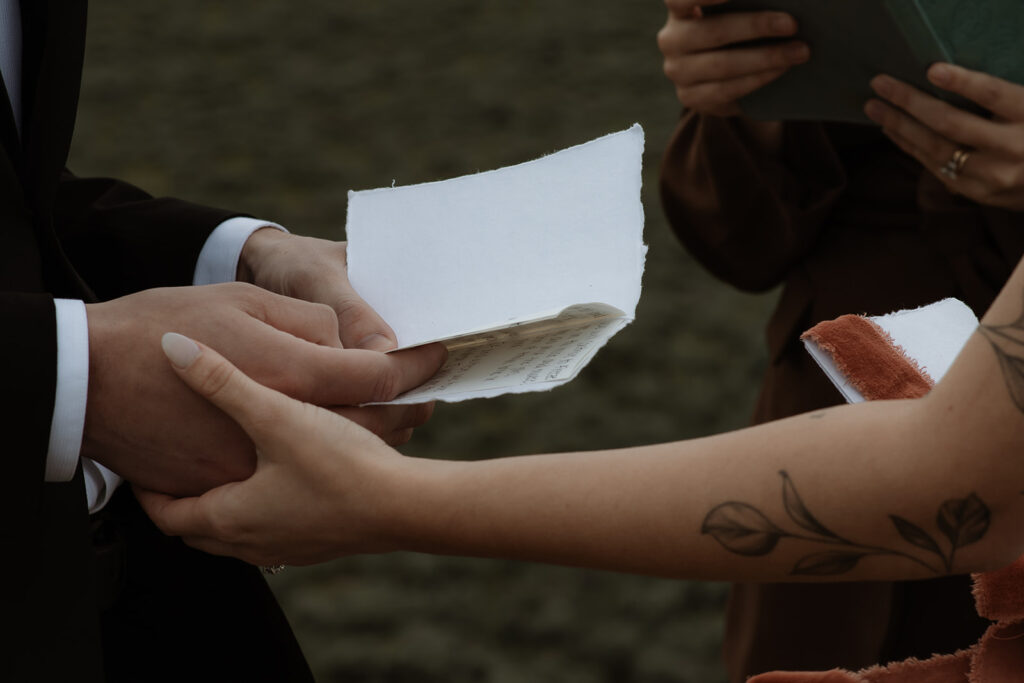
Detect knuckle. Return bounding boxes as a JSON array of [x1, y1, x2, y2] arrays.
[[369, 368, 402, 403], [755, 12, 777, 36], [1008, 133, 1024, 159], [312, 301, 340, 337], [1008, 166, 1024, 191], [701, 20, 728, 48], [675, 85, 690, 107], [978, 82, 1003, 109], [767, 45, 793, 69], [386, 428, 415, 447], [412, 402, 435, 427], [209, 512, 243, 542], [286, 268, 319, 297], [656, 26, 675, 54], [662, 56, 689, 86], [930, 113, 956, 138], [196, 361, 237, 399], [991, 167, 1020, 192]]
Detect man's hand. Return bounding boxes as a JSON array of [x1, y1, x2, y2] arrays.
[[657, 0, 809, 116], [136, 334, 413, 567], [84, 283, 446, 497], [238, 229, 396, 351]]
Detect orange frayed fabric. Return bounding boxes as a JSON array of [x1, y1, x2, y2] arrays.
[[800, 315, 934, 400], [749, 316, 1024, 683]]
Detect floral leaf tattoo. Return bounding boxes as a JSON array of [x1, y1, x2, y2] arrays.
[[701, 503, 785, 556], [979, 297, 1024, 414], [701, 471, 990, 576]]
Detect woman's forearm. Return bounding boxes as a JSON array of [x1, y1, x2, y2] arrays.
[[390, 379, 1024, 581]]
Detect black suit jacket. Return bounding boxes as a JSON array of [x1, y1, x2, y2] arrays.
[[2, 3, 312, 681]]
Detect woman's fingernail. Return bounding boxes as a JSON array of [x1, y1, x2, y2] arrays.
[[357, 333, 396, 352], [929, 63, 952, 86], [161, 332, 201, 368]]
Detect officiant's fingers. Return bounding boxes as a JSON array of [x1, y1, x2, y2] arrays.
[[664, 0, 727, 21], [666, 42, 807, 88], [659, 9, 799, 53], [867, 75, 1009, 152], [928, 63, 1024, 123], [876, 122, 1002, 205], [675, 67, 788, 115]]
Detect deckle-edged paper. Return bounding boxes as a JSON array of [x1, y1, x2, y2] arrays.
[[803, 298, 978, 403], [346, 125, 647, 404]]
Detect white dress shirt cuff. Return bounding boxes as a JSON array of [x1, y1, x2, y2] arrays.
[[45, 298, 89, 482], [193, 216, 287, 286], [46, 300, 124, 513], [83, 460, 122, 514]]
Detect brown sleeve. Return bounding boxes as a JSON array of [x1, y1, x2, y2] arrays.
[[659, 111, 848, 292]]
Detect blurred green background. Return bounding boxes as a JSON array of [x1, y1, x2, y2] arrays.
[[71, 2, 778, 681]]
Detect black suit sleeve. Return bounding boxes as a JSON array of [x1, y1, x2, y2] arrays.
[[1, 292, 56, 521], [53, 171, 247, 300]]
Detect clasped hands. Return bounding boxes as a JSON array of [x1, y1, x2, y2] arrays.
[[658, 0, 1024, 210], [85, 228, 446, 498]]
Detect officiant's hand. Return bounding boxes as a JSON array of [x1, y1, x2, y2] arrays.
[[865, 63, 1024, 211], [85, 284, 446, 497], [238, 228, 397, 352], [136, 333, 411, 566], [658, 0, 810, 116]]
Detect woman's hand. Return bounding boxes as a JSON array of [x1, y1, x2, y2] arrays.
[[135, 333, 411, 567], [657, 0, 809, 116], [865, 63, 1024, 210]]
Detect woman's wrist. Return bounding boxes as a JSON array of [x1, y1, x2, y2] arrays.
[[368, 454, 466, 555]]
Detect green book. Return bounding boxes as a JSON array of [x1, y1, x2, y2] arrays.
[[703, 0, 1024, 122]]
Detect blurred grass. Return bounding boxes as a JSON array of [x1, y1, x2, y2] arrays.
[[71, 2, 779, 681]]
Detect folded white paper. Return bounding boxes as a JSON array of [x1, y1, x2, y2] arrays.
[[347, 125, 647, 404], [803, 298, 978, 403]]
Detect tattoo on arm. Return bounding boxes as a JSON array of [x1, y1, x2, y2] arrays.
[[701, 471, 990, 576], [979, 308, 1024, 414]]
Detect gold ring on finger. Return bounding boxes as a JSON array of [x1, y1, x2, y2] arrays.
[[939, 147, 971, 180]]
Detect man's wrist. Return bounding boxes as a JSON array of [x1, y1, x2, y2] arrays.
[[236, 225, 291, 284], [194, 217, 287, 286]]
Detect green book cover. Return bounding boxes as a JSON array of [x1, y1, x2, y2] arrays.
[[702, 0, 1023, 123]]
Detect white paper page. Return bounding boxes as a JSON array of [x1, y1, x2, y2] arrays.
[[384, 304, 627, 404], [803, 298, 979, 404], [346, 125, 646, 349], [869, 298, 977, 382], [803, 341, 866, 403]]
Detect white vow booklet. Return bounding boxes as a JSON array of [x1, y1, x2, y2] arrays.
[[346, 125, 647, 404]]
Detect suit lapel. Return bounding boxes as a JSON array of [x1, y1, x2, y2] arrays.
[[20, 0, 87, 213], [0, 73, 22, 168], [16, 0, 94, 300]]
